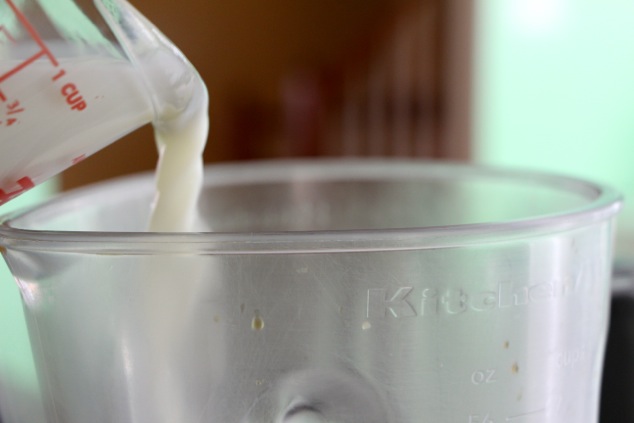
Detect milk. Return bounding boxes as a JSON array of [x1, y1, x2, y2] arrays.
[[148, 83, 209, 232], [134, 43, 211, 423], [0, 57, 153, 203]]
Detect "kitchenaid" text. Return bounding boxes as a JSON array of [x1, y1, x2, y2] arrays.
[[366, 274, 595, 319]]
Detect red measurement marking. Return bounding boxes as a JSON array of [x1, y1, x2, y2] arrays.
[[17, 176, 34, 190], [0, 25, 16, 43], [1, 99, 25, 125], [52, 68, 66, 81], [16, 177, 34, 191], [0, 50, 48, 84], [0, 1, 87, 113], [72, 154, 86, 164], [0, 0, 59, 85], [0, 90, 6, 102], [5, 0, 57, 65], [6, 100, 24, 115], [0, 176, 34, 204]]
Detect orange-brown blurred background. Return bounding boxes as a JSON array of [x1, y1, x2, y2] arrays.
[[62, 0, 472, 190]]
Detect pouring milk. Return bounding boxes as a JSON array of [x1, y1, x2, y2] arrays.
[[0, 0, 209, 233], [101, 3, 213, 422], [148, 75, 209, 232]]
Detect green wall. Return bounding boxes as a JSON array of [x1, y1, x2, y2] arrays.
[[473, 0, 634, 253]]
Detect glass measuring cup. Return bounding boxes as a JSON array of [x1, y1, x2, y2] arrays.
[[0, 0, 205, 205], [0, 160, 622, 423]]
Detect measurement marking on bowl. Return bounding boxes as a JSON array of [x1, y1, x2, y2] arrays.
[[469, 408, 545, 423], [471, 369, 497, 385], [505, 408, 545, 421], [556, 348, 586, 368]]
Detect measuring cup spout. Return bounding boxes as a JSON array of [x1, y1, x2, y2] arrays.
[[95, 0, 208, 132]]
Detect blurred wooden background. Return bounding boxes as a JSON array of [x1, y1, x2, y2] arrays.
[[62, 0, 473, 189]]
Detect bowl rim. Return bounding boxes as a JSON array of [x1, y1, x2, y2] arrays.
[[0, 159, 623, 254]]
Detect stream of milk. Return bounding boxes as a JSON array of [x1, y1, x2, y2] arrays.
[[148, 85, 209, 232], [132, 32, 212, 420], [141, 56, 211, 423]]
